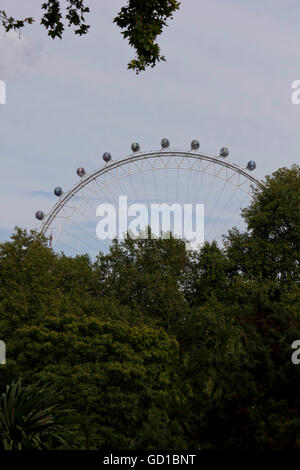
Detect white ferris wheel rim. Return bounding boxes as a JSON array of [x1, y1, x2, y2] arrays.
[[39, 149, 262, 238]]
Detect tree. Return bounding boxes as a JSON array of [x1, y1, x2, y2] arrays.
[[0, 0, 180, 73], [94, 233, 190, 332], [224, 165, 300, 285], [0, 164, 300, 449], [184, 241, 229, 306], [0, 228, 183, 449]]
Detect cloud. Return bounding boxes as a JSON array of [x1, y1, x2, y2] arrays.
[[0, 30, 43, 78]]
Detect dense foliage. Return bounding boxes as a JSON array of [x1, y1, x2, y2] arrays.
[[0, 0, 180, 73], [0, 165, 299, 449]]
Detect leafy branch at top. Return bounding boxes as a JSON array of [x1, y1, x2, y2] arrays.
[[114, 0, 181, 73], [0, 10, 34, 33], [0, 0, 180, 73], [40, 0, 90, 38]]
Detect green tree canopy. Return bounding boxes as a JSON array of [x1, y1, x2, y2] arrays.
[[0, 164, 299, 449]]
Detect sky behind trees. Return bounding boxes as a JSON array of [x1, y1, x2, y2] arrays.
[[0, 0, 299, 241]]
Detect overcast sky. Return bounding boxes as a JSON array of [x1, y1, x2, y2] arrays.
[[0, 0, 299, 245]]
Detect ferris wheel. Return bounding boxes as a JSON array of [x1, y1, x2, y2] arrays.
[[35, 139, 262, 257]]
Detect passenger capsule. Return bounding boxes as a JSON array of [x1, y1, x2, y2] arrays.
[[103, 152, 112, 162], [220, 147, 229, 157], [77, 167, 86, 177], [35, 211, 45, 221], [191, 140, 200, 150], [161, 138, 170, 149], [54, 187, 63, 197], [247, 160, 256, 171], [131, 142, 140, 152]]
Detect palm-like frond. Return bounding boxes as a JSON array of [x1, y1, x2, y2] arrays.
[[0, 378, 80, 449]]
